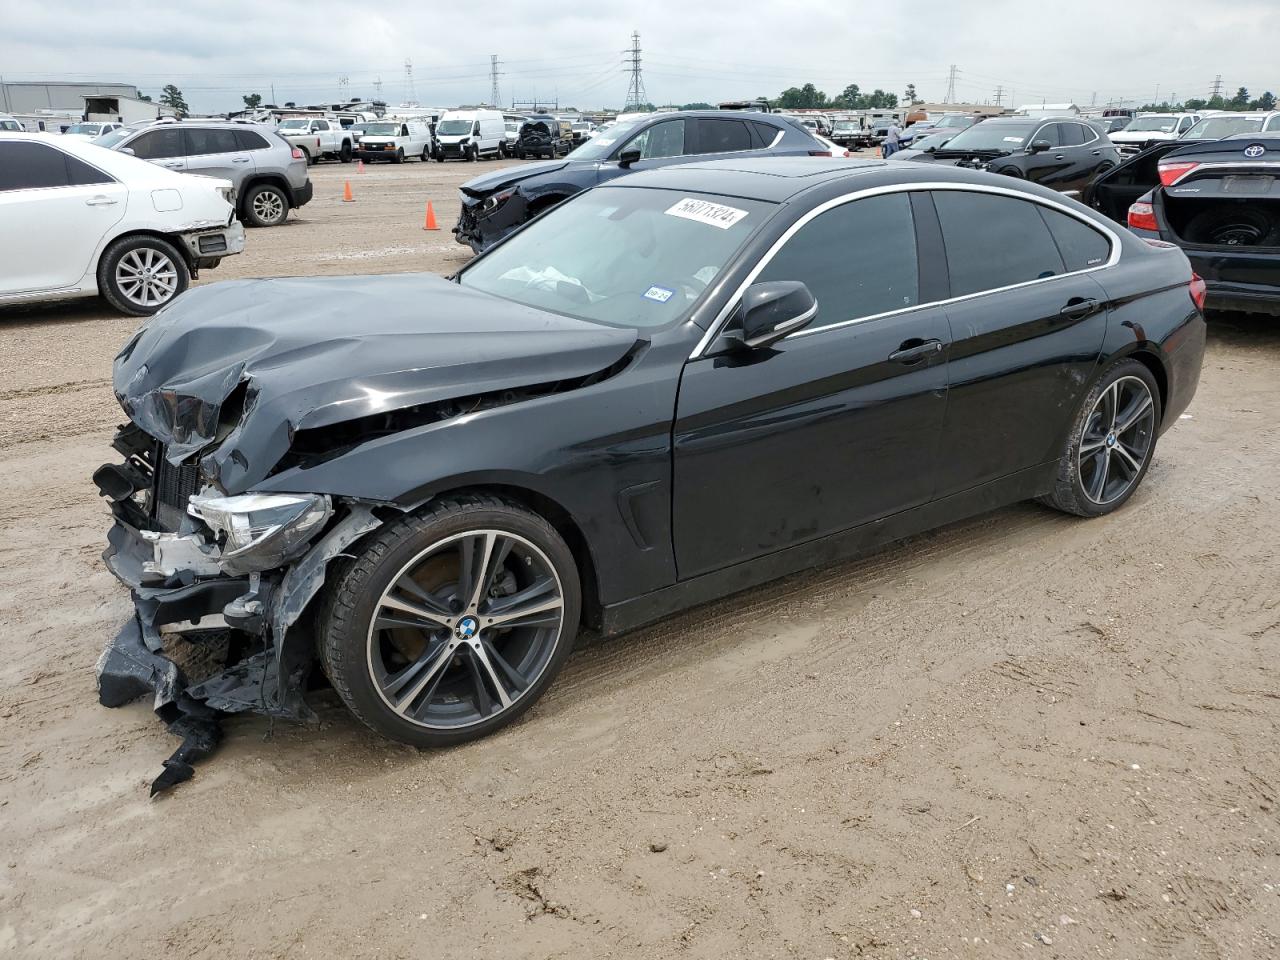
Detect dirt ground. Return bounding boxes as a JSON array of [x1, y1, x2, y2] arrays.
[[2, 158, 1278, 960]]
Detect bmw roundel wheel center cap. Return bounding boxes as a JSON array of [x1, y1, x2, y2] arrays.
[[455, 616, 479, 641]]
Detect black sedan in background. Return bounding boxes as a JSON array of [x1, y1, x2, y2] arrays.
[[906, 115, 1122, 196], [97, 159, 1205, 790], [1087, 134, 1280, 315], [453, 110, 825, 252]]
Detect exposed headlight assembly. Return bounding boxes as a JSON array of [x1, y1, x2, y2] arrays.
[[482, 187, 516, 212], [188, 492, 331, 575]]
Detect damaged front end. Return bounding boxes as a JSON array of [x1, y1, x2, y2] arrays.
[[454, 185, 529, 253], [94, 423, 382, 794]]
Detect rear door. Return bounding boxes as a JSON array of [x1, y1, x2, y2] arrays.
[[182, 127, 250, 183], [0, 140, 126, 294], [673, 191, 951, 578], [126, 127, 186, 173], [687, 117, 757, 159], [926, 189, 1112, 496]]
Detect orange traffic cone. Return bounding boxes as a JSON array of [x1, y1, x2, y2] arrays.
[[423, 200, 439, 230], [357, 159, 365, 174], [342, 181, 354, 203]]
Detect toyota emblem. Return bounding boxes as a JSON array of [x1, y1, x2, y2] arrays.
[[1243, 144, 1266, 158]]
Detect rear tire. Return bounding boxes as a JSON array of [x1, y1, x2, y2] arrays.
[[318, 495, 581, 748], [98, 235, 190, 317], [242, 183, 290, 228], [1041, 359, 1162, 518]]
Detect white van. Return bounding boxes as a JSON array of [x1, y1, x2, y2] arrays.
[[434, 109, 506, 161], [355, 119, 433, 163]]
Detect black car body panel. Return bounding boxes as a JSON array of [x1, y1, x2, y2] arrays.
[[97, 159, 1205, 787], [909, 116, 1122, 196], [454, 110, 823, 252], [1086, 135, 1280, 315]]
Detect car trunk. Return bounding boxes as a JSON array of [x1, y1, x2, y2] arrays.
[[1160, 172, 1280, 250]]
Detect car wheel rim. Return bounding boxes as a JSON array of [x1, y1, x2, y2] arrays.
[[1077, 375, 1156, 505], [253, 191, 284, 223], [1210, 222, 1264, 246], [366, 529, 565, 730], [115, 248, 179, 307]]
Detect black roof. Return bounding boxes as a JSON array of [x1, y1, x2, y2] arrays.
[[611, 155, 1007, 203]]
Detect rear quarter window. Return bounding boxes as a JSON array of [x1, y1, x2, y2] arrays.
[[1039, 208, 1112, 272], [933, 191, 1066, 296], [235, 130, 271, 150]]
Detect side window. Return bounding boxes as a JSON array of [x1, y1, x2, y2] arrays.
[[1075, 123, 1098, 145], [756, 193, 919, 330], [933, 191, 1065, 296], [185, 128, 240, 155], [695, 119, 752, 154], [0, 141, 71, 190], [622, 119, 686, 159], [129, 128, 184, 159], [316, 120, 330, 131], [1178, 117, 1194, 133], [1058, 123, 1085, 147], [235, 130, 271, 150], [1031, 124, 1061, 148], [65, 154, 114, 186], [1039, 207, 1112, 271], [750, 121, 780, 147], [1266, 116, 1280, 132]]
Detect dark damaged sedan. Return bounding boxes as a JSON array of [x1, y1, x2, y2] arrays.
[[97, 158, 1205, 791], [453, 110, 825, 252]]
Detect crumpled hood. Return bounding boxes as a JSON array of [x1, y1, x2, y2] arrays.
[[114, 274, 638, 492], [460, 160, 572, 197]]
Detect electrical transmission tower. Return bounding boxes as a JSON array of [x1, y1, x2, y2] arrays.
[[623, 31, 647, 111], [373, 76, 382, 98], [404, 58, 416, 105], [944, 64, 958, 103], [489, 55, 503, 107], [1210, 74, 1223, 100], [993, 84, 1004, 107], [338, 75, 349, 100]]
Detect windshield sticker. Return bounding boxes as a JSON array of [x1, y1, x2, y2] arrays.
[[1003, 136, 1025, 143], [643, 285, 675, 303], [665, 197, 749, 229], [593, 138, 616, 146]]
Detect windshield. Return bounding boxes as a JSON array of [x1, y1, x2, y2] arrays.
[[436, 119, 473, 135], [362, 122, 400, 135], [564, 120, 642, 159], [1184, 116, 1263, 139], [94, 126, 137, 147], [0, 119, 21, 131], [833, 122, 858, 132], [939, 121, 1037, 151], [460, 187, 772, 330], [935, 115, 973, 129], [278, 119, 311, 130], [65, 123, 103, 135], [1127, 116, 1178, 133], [910, 131, 956, 152]]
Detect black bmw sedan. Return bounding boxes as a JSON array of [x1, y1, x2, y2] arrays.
[[96, 158, 1205, 790], [453, 110, 825, 252]]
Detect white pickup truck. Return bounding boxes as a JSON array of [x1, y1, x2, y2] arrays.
[[275, 117, 355, 164]]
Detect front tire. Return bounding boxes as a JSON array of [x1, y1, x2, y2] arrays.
[[1041, 359, 1162, 517], [392, 147, 405, 164], [242, 183, 290, 227], [319, 495, 581, 747], [339, 141, 353, 163], [97, 235, 190, 317]]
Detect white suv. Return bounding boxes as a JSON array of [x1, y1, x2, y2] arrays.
[[0, 134, 244, 316]]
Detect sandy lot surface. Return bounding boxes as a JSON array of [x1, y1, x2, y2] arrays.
[[2, 158, 1278, 960]]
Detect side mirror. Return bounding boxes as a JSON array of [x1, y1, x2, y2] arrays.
[[1029, 139, 1052, 154], [724, 281, 817, 351], [618, 148, 642, 168], [119, 147, 136, 156]]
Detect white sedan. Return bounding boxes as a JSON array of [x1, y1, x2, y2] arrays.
[[811, 134, 855, 158], [0, 133, 245, 316]]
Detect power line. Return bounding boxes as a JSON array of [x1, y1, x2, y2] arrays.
[[623, 30, 646, 111]]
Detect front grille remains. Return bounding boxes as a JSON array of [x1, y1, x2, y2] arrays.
[[151, 444, 201, 531]]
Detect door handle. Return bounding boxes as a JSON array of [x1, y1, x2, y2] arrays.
[[160, 161, 183, 168], [1060, 297, 1100, 319], [889, 338, 944, 364], [1053, 154, 1065, 160], [232, 157, 250, 163], [85, 196, 118, 206]]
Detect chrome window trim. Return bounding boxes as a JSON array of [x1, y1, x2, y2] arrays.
[[688, 181, 1122, 359]]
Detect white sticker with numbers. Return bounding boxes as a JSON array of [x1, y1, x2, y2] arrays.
[[664, 197, 749, 229]]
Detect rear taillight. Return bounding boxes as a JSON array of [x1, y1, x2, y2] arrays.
[[291, 147, 304, 160], [1189, 273, 1207, 312], [1158, 161, 1200, 186], [1128, 201, 1158, 232], [808, 149, 831, 157]]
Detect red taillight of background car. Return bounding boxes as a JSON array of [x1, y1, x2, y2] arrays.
[[1158, 161, 1200, 187], [1189, 273, 1207, 312], [291, 147, 304, 160], [1128, 201, 1159, 232]]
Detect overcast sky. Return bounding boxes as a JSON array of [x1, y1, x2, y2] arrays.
[[3, 0, 1276, 113]]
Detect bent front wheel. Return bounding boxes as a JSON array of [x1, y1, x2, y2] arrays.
[[319, 495, 581, 746]]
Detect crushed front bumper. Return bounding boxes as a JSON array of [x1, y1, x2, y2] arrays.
[[93, 424, 383, 793], [178, 219, 245, 271], [453, 192, 529, 253]]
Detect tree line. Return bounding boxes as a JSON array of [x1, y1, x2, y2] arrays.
[[775, 82, 912, 111], [1137, 87, 1276, 113]]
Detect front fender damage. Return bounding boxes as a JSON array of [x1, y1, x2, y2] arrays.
[[97, 505, 384, 794]]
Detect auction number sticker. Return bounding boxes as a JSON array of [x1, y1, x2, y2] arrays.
[[643, 285, 675, 303], [665, 197, 749, 229]]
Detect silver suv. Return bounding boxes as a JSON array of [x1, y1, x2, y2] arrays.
[[96, 119, 312, 227]]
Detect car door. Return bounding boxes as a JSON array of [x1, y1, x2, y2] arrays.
[[600, 119, 689, 185], [1058, 121, 1112, 195], [0, 140, 126, 295], [1023, 122, 1073, 189], [672, 191, 951, 578], [182, 127, 250, 184], [924, 188, 1113, 497], [126, 127, 186, 173], [687, 117, 757, 160]]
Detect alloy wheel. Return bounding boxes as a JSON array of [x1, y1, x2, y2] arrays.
[[114, 247, 179, 307], [1078, 375, 1156, 505], [366, 529, 565, 729], [252, 190, 285, 224]]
